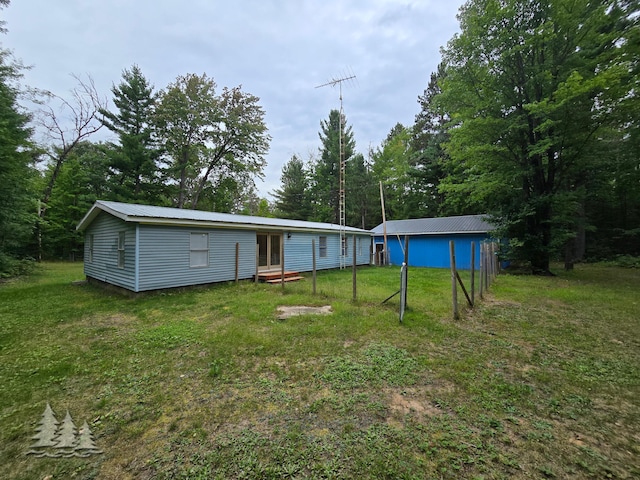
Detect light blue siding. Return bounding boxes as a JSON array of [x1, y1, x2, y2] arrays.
[[283, 232, 370, 272], [84, 213, 136, 290], [83, 210, 372, 293], [137, 226, 255, 291], [375, 234, 488, 270]]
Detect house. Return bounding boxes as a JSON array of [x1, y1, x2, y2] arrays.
[[371, 215, 495, 269], [76, 201, 372, 292]]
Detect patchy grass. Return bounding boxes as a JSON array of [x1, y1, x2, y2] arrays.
[[0, 262, 638, 479]]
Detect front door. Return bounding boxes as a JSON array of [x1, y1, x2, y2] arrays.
[[257, 233, 282, 271]]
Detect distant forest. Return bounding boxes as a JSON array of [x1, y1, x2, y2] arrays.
[[1, 0, 638, 276]]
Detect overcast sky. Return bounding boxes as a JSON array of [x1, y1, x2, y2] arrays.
[[4, 0, 464, 199]]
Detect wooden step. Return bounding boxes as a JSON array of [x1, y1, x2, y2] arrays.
[[265, 276, 304, 284], [256, 271, 303, 283]]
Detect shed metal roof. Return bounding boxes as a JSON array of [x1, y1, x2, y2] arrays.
[[371, 215, 494, 236], [77, 201, 371, 235]]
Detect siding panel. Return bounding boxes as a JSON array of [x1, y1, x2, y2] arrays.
[[284, 232, 370, 272], [377, 234, 488, 269], [83, 213, 136, 290], [138, 226, 255, 291]]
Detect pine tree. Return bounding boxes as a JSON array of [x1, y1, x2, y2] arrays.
[[75, 421, 103, 457], [272, 154, 311, 220], [26, 403, 59, 456], [53, 410, 78, 457], [311, 109, 355, 223], [100, 65, 161, 203]]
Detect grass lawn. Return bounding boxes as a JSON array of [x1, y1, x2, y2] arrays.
[[0, 262, 638, 479]]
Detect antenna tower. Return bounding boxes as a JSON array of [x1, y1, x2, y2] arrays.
[[316, 72, 356, 269]]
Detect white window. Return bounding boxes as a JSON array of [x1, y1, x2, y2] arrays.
[[358, 237, 363, 256], [190, 233, 209, 267], [117, 232, 125, 269], [319, 236, 327, 258]]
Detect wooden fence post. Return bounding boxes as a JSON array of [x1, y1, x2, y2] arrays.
[[280, 239, 285, 292], [352, 235, 357, 301], [255, 244, 259, 284], [479, 243, 484, 299], [470, 241, 475, 307], [235, 243, 239, 284], [450, 240, 459, 320], [312, 238, 317, 295]]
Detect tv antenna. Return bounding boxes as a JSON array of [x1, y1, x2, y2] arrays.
[[316, 71, 357, 269]]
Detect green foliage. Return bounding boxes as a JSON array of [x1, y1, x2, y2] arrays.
[[272, 154, 311, 220], [436, 0, 638, 273], [345, 152, 378, 229], [410, 63, 451, 217], [1, 263, 638, 479], [0, 49, 38, 275], [612, 255, 640, 268], [371, 123, 414, 220], [155, 74, 270, 210], [41, 142, 112, 259], [99, 65, 163, 204], [310, 109, 356, 223]]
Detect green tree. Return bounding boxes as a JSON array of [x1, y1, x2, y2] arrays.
[[38, 75, 106, 219], [0, 48, 37, 275], [155, 74, 270, 210], [311, 109, 355, 223], [345, 152, 378, 229], [42, 142, 112, 259], [272, 154, 311, 220], [371, 123, 412, 220], [438, 0, 634, 273], [100, 65, 162, 203], [410, 63, 450, 217]]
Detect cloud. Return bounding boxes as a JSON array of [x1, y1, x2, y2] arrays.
[[4, 0, 464, 198]]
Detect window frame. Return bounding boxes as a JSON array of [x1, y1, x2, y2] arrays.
[[319, 236, 327, 258], [117, 231, 125, 269], [88, 234, 94, 263], [190, 232, 210, 268]]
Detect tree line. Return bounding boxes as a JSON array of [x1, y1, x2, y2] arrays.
[[274, 0, 639, 274], [1, 0, 272, 275], [1, 0, 638, 276]]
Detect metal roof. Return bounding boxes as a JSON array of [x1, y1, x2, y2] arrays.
[[371, 215, 494, 236], [77, 200, 371, 234]]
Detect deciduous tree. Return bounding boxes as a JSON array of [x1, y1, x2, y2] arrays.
[[155, 74, 270, 210], [438, 0, 634, 273]]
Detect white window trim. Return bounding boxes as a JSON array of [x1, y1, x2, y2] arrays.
[[117, 232, 125, 269], [88, 234, 94, 263], [190, 232, 210, 268], [319, 236, 327, 258]]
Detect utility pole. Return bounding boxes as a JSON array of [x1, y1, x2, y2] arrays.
[[316, 72, 356, 269]]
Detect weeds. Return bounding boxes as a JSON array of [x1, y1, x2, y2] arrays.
[[0, 262, 638, 479]]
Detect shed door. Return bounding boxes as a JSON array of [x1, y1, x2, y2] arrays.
[[257, 233, 282, 271]]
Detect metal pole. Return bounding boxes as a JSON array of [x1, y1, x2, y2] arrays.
[[379, 181, 388, 265]]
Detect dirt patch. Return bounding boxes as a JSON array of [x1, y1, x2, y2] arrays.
[[385, 386, 446, 422], [276, 305, 333, 319]]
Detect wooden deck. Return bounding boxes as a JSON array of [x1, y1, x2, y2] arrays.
[[256, 271, 304, 284]]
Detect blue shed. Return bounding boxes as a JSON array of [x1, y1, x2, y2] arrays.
[[77, 201, 372, 292], [371, 215, 495, 270]]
